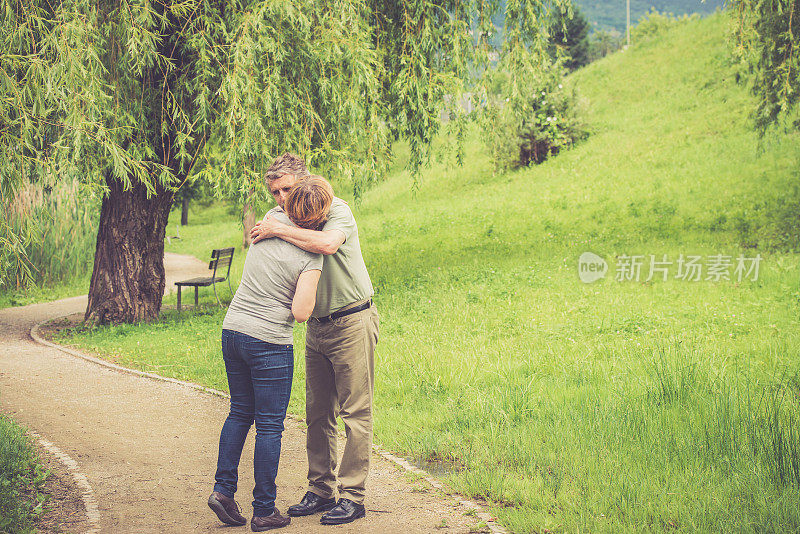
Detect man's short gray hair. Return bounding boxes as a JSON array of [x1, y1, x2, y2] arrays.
[[265, 153, 310, 183]]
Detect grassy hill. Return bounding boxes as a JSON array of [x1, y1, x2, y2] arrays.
[[60, 11, 800, 532]]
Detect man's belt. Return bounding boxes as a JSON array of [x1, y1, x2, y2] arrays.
[[314, 300, 372, 324]]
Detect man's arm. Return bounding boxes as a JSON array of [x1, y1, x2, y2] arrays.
[[250, 216, 345, 255]]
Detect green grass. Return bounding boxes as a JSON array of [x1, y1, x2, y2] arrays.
[[164, 202, 244, 263], [0, 417, 47, 533], [0, 275, 90, 309], [55, 12, 800, 532]]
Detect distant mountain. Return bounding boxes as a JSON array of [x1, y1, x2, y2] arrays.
[[487, 0, 725, 37], [577, 0, 725, 33]]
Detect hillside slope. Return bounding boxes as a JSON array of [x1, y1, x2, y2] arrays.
[[360, 13, 798, 278], [351, 11, 800, 532]]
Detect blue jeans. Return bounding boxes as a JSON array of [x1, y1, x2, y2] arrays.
[[214, 329, 294, 516]]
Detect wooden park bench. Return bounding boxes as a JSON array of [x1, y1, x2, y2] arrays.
[[175, 247, 234, 311]]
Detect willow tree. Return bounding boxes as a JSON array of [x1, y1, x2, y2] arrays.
[[730, 0, 800, 132], [1, 0, 564, 324]]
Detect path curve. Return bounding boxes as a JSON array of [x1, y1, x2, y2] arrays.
[[0, 253, 497, 533]]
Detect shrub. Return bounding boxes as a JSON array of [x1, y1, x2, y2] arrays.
[[587, 29, 624, 62], [631, 9, 700, 44], [483, 63, 588, 171], [733, 183, 800, 252]]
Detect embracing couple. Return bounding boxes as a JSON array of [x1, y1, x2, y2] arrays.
[[207, 153, 379, 531]]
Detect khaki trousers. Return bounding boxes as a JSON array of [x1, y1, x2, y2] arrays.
[[305, 301, 379, 504]]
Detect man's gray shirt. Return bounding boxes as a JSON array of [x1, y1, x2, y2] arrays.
[[222, 211, 322, 344]]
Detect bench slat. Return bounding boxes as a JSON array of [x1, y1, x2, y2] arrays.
[[175, 276, 226, 287], [210, 257, 232, 269]]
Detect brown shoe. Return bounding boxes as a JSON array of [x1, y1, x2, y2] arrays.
[[208, 491, 247, 526], [251, 508, 291, 531]]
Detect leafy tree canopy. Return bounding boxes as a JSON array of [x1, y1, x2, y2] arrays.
[[730, 0, 800, 133], [549, 6, 590, 70], [2, 0, 566, 204]]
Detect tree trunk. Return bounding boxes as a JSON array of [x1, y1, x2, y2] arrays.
[[242, 203, 256, 248], [180, 196, 189, 226], [85, 177, 173, 325]]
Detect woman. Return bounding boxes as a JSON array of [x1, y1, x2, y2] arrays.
[[208, 176, 334, 531]]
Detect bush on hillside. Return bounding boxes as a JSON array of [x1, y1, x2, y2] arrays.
[[631, 9, 700, 44], [587, 30, 624, 62], [733, 184, 800, 252], [483, 63, 588, 170]]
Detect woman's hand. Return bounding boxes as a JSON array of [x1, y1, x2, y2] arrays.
[[250, 215, 286, 244]]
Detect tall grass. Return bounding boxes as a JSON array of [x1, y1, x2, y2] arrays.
[[0, 180, 98, 306], [640, 345, 800, 492], [701, 375, 800, 490], [24, 181, 98, 286]]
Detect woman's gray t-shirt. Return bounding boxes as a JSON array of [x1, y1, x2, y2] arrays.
[[222, 212, 322, 344]]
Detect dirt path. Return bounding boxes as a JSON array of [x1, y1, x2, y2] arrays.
[[0, 254, 485, 533]]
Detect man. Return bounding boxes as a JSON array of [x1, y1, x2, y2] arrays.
[[251, 153, 379, 526]]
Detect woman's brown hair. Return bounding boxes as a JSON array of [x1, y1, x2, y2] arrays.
[[284, 175, 334, 230]]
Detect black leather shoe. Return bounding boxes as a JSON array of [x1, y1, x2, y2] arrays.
[[287, 491, 337, 517], [320, 498, 366, 525]]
